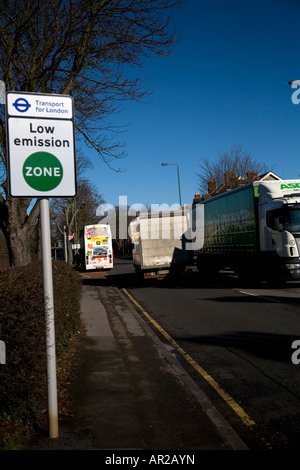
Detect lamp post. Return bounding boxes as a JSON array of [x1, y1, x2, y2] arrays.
[[161, 163, 182, 207]]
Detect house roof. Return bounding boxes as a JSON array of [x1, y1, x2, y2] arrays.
[[258, 171, 282, 181], [193, 170, 283, 203]]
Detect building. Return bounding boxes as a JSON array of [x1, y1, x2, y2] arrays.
[[193, 171, 282, 204]]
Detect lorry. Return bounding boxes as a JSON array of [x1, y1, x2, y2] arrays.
[[193, 180, 300, 284], [79, 224, 113, 271], [129, 209, 192, 279]]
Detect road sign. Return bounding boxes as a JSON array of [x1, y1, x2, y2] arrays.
[[6, 91, 76, 197]]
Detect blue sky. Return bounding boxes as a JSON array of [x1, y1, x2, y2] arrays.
[[83, 0, 300, 211]]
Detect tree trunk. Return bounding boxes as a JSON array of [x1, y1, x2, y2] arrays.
[[68, 242, 73, 266], [1, 196, 40, 267]]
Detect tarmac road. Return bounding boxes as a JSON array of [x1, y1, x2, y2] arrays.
[[33, 266, 249, 454]]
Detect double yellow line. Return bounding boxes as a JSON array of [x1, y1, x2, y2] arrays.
[[122, 288, 255, 428]]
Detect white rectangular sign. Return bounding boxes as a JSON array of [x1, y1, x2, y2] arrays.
[[6, 91, 76, 197], [6, 92, 74, 119]]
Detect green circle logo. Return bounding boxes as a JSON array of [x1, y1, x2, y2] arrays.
[[23, 152, 63, 191]]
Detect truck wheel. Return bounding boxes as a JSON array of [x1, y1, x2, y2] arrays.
[[267, 269, 286, 288], [238, 266, 259, 287]]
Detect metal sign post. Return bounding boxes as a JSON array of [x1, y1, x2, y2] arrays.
[[40, 198, 58, 438], [5, 91, 77, 439]]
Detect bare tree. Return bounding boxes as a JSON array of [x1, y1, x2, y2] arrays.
[[50, 152, 104, 263], [51, 179, 104, 264], [0, 0, 182, 266], [196, 145, 269, 194]]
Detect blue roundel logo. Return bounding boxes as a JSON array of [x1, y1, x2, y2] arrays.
[[12, 98, 31, 113]]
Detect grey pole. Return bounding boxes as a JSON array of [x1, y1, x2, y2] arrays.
[[40, 198, 58, 438]]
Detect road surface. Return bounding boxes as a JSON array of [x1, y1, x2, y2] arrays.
[[104, 259, 300, 450]]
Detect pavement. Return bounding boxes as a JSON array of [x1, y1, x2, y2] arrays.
[[33, 271, 249, 453]]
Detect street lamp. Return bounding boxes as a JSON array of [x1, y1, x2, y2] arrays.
[[161, 163, 182, 206]]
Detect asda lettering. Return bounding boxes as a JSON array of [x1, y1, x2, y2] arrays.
[[281, 183, 300, 190]]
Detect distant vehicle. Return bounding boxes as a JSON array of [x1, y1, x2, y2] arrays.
[[129, 209, 192, 279], [193, 179, 300, 284], [79, 224, 113, 271]]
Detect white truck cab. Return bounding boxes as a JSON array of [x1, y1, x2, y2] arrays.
[[258, 181, 300, 279]]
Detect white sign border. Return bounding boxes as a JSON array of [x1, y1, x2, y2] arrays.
[[6, 91, 77, 198]]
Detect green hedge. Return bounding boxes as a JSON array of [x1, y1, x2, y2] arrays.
[[0, 261, 83, 446]]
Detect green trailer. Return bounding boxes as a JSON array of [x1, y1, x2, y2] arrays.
[[195, 180, 300, 283]]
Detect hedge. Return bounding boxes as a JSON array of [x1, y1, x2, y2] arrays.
[[0, 261, 83, 447]]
